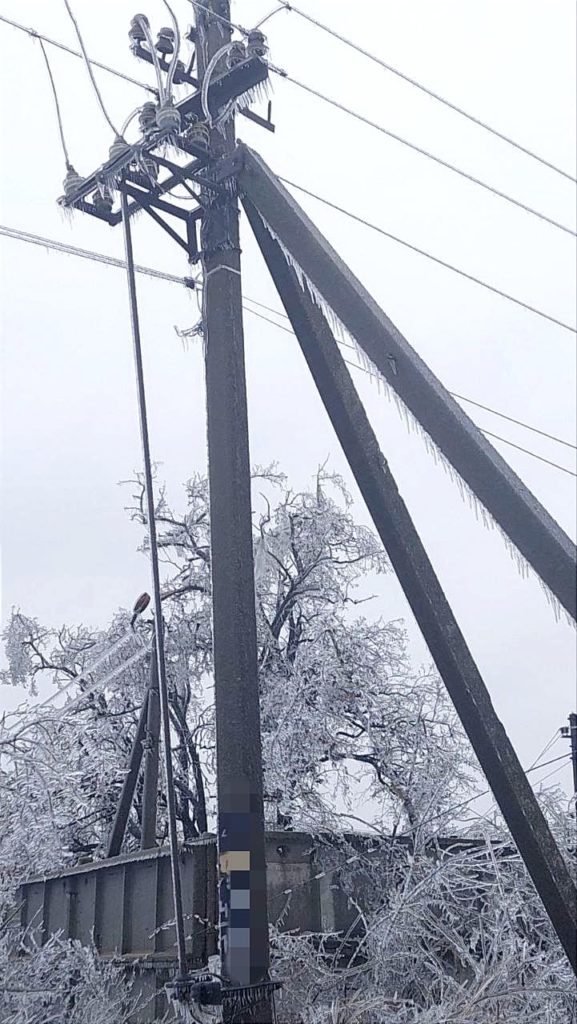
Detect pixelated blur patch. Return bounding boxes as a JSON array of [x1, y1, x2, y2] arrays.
[[220, 850, 251, 872]]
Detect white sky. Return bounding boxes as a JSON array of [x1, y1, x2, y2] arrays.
[[0, 0, 576, 803]]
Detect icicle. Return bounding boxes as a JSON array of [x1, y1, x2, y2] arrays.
[[258, 215, 573, 626]]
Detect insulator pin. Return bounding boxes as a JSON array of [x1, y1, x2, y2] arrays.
[[156, 101, 181, 133], [246, 29, 267, 57], [139, 102, 158, 134], [63, 164, 84, 198], [227, 41, 247, 67], [109, 135, 131, 162], [156, 26, 175, 55]]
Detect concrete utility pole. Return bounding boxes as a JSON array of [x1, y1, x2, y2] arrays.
[[562, 713, 577, 796], [195, 2, 272, 1018]]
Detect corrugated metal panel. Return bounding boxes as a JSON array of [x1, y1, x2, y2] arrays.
[[20, 832, 474, 961]]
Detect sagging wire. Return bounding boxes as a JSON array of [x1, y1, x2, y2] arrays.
[[161, 0, 182, 102], [254, 4, 287, 30], [36, 38, 72, 170], [200, 42, 237, 127], [2, 641, 151, 747], [135, 14, 167, 104], [120, 187, 188, 983], [122, 105, 145, 138], [61, 0, 121, 138]]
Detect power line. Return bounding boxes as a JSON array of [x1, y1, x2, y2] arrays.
[[4, 11, 576, 247], [37, 37, 72, 168], [2, 223, 574, 475], [451, 394, 576, 451], [0, 13, 156, 93], [0, 224, 192, 287], [275, 2, 577, 184], [269, 68, 577, 239], [61, 0, 120, 137], [2, 15, 574, 334], [481, 430, 576, 478], [244, 293, 576, 447], [241, 297, 577, 449], [241, 303, 577, 478], [276, 178, 577, 335]]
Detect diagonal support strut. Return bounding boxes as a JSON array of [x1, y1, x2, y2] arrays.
[[243, 197, 577, 972], [238, 145, 577, 621]]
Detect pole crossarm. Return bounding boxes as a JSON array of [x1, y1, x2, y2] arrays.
[[236, 145, 577, 621], [243, 196, 577, 971]]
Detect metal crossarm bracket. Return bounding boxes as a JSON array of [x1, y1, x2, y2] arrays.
[[237, 144, 577, 621], [243, 196, 577, 972]]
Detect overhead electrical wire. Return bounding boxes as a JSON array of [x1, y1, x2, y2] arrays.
[[232, 750, 573, 902], [2, 642, 151, 746], [61, 0, 121, 137], [449, 394, 576, 451], [241, 295, 577, 450], [0, 224, 191, 286], [276, 178, 577, 335], [241, 304, 577, 478], [36, 38, 72, 169], [161, 0, 182, 101], [4, 12, 575, 240], [182, 4, 577, 232], [274, 1, 577, 184], [1, 223, 574, 475], [480, 429, 576, 478], [268, 68, 577, 239], [0, 13, 156, 92], [1, 17, 574, 334], [527, 729, 561, 772]]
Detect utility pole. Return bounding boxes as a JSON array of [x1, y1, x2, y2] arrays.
[[195, 3, 272, 1019], [561, 713, 577, 796]]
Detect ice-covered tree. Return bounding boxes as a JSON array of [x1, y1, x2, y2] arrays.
[[1, 468, 574, 1022]]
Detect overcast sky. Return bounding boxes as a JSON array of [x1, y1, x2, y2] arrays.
[[1, 0, 576, 803]]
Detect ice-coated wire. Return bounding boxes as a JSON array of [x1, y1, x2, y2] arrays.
[[276, 1, 577, 184], [161, 0, 181, 101], [200, 41, 236, 126], [2, 222, 572, 465], [241, 305, 577, 479], [61, 0, 120, 137], [2, 643, 151, 745], [121, 105, 144, 136], [136, 14, 167, 104], [120, 188, 188, 979], [255, 4, 287, 30], [528, 730, 561, 772], [276, 178, 577, 335], [37, 38, 72, 168], [0, 12, 155, 92], [268, 69, 577, 238], [481, 429, 576, 478], [242, 296, 577, 447], [0, 223, 192, 286], [3, 14, 574, 331]]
